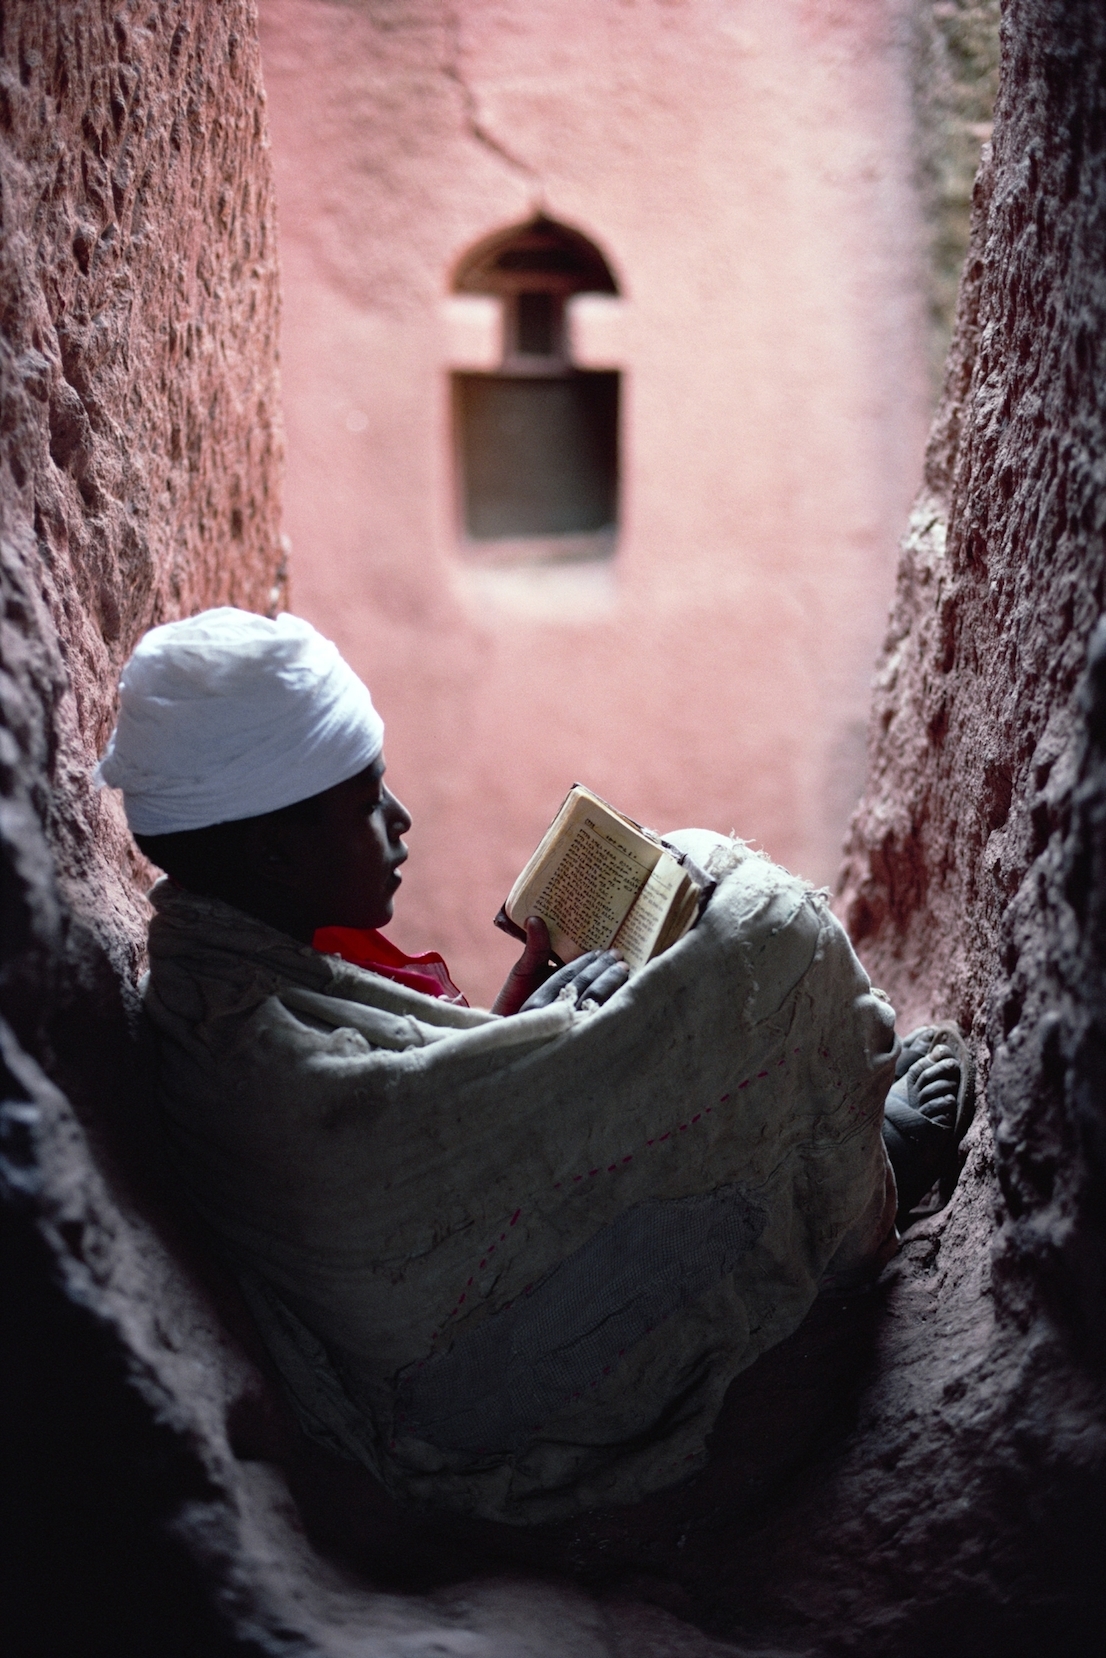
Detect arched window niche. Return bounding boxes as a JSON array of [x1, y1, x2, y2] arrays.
[[450, 216, 621, 566]]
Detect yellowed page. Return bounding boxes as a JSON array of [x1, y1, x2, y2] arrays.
[[504, 787, 590, 919], [506, 789, 661, 962], [610, 853, 686, 971], [653, 873, 700, 957]]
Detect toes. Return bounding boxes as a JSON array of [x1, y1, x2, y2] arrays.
[[895, 1038, 933, 1080], [917, 1092, 957, 1126], [906, 1052, 961, 1121]]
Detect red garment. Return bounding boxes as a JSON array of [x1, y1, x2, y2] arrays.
[[312, 926, 468, 1006]]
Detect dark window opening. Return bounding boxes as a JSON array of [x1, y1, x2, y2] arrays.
[[452, 216, 620, 558], [455, 372, 619, 540], [515, 290, 560, 358], [455, 216, 618, 298]]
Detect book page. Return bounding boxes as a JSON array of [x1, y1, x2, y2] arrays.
[[653, 874, 701, 957], [506, 788, 663, 962], [529, 813, 659, 961], [611, 853, 686, 971]]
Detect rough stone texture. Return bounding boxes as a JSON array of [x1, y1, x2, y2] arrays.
[[826, 0, 1106, 1647], [1, 0, 286, 1080], [0, 2, 286, 1652], [839, 0, 1106, 1052], [3, 0, 1105, 1654], [908, 0, 1002, 388]]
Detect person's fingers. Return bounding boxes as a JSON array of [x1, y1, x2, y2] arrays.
[[546, 955, 581, 982], [523, 914, 551, 956], [503, 919, 555, 986], [579, 960, 630, 1008], [566, 948, 622, 998], [523, 951, 601, 1009], [491, 917, 560, 1014], [519, 947, 631, 1013]]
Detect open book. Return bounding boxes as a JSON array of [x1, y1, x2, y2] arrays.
[[494, 785, 711, 973]]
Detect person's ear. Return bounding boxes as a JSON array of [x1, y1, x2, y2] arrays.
[[246, 816, 302, 892]]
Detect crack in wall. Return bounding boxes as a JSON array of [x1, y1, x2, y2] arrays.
[[443, 8, 540, 185]]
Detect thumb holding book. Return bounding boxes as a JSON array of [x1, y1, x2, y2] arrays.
[[491, 915, 628, 1017]]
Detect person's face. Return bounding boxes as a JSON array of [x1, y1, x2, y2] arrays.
[[261, 758, 412, 934]]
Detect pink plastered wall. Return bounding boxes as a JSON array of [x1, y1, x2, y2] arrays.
[[257, 0, 929, 1006]]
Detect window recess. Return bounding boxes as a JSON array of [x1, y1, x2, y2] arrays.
[[451, 217, 621, 563]]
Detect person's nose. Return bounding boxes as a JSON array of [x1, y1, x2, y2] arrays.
[[384, 787, 412, 839]]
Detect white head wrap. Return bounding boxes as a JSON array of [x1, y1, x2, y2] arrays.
[[96, 608, 385, 835]]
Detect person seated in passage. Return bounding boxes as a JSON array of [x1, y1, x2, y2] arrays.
[[97, 608, 971, 1525]]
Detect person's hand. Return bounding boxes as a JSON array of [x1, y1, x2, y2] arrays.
[[491, 916, 629, 1016], [491, 917, 560, 1015], [518, 940, 628, 1014]]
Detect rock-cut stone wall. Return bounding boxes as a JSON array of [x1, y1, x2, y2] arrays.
[[830, 0, 1106, 1646], [838, 0, 1106, 1272], [2, 0, 1104, 1654], [1, 4, 285, 1652], [1, 0, 284, 1080], [908, 0, 1002, 390]]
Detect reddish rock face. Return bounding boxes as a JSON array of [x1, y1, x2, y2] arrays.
[[821, 1, 1106, 1647], [1, 0, 284, 1056], [0, 9, 283, 1644], [2, 2, 1104, 1655]]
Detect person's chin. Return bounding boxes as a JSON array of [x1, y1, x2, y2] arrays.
[[362, 871, 401, 929]]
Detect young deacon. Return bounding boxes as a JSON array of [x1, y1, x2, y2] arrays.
[[97, 608, 969, 1524]]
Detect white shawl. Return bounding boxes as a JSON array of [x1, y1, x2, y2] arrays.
[[143, 843, 896, 1523]]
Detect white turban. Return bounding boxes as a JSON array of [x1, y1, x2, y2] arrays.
[[96, 608, 385, 835]]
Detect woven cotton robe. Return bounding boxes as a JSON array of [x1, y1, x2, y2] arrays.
[[143, 839, 897, 1524]]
